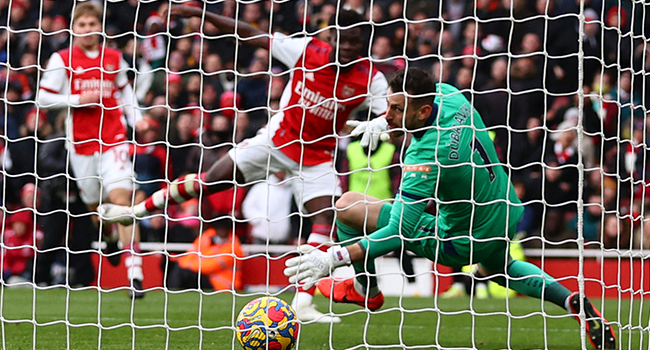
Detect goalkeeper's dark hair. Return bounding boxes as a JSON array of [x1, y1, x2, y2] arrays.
[[389, 67, 436, 108], [328, 9, 368, 33]]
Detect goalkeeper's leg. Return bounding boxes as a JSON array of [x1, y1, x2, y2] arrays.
[[480, 260, 616, 349], [100, 156, 240, 225]]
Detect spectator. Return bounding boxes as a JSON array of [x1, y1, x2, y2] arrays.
[[370, 36, 405, 78], [140, 14, 166, 69], [510, 116, 551, 235], [440, 0, 473, 41], [634, 212, 650, 249], [17, 52, 38, 99], [187, 39, 210, 70], [219, 90, 242, 122], [184, 73, 202, 105], [7, 107, 52, 203], [602, 213, 632, 250], [131, 116, 170, 197], [475, 0, 510, 41], [19, 182, 39, 210], [0, 79, 28, 141], [2, 210, 38, 284], [164, 73, 188, 109], [512, 57, 546, 117], [346, 139, 395, 200], [0, 67, 32, 104], [542, 120, 580, 239], [582, 9, 603, 87], [167, 217, 244, 291], [237, 48, 270, 130], [455, 66, 473, 92], [9, 1, 31, 30], [202, 53, 226, 89], [169, 111, 199, 178], [459, 45, 489, 88], [566, 193, 602, 242], [521, 0, 579, 93], [0, 30, 8, 63], [242, 171, 293, 245], [45, 15, 70, 52], [15, 31, 44, 65], [34, 116, 95, 286], [608, 70, 643, 137], [410, 38, 437, 71], [187, 114, 232, 175], [119, 38, 154, 104], [475, 58, 530, 157]]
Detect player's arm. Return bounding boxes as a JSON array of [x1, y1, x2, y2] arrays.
[[167, 5, 269, 49], [116, 58, 143, 128], [36, 52, 98, 108], [346, 72, 390, 150]]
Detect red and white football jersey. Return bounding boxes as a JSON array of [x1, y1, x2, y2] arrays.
[[269, 33, 388, 166], [40, 45, 129, 155]]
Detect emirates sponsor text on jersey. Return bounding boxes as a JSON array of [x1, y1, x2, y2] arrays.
[[294, 79, 346, 120], [73, 77, 116, 98]]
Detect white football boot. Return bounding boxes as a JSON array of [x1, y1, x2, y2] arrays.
[[98, 203, 135, 226]]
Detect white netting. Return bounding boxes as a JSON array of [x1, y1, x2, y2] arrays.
[[0, 0, 647, 349]]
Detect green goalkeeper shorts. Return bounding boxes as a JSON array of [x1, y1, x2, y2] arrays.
[[377, 203, 516, 273]]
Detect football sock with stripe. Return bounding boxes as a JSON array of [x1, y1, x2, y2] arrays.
[[134, 173, 208, 217]]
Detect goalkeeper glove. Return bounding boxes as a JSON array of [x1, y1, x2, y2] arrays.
[[346, 117, 389, 151], [284, 245, 351, 289]]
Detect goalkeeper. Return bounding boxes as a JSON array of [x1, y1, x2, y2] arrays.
[[284, 67, 615, 349]]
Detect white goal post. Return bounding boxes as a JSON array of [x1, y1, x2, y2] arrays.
[[0, 0, 647, 349]]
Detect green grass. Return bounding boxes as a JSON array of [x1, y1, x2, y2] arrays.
[[0, 286, 647, 349]]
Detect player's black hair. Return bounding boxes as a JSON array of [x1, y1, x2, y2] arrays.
[[328, 9, 367, 32], [389, 67, 436, 108]]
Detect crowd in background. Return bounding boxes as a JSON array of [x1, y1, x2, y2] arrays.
[[0, 0, 648, 285]]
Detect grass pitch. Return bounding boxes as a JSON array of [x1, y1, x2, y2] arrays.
[[0, 286, 647, 349]]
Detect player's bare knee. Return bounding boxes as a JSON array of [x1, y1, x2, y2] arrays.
[[335, 192, 363, 211], [108, 189, 133, 206], [335, 193, 363, 223]]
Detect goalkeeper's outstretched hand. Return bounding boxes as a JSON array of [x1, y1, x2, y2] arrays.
[[346, 117, 389, 151], [284, 245, 351, 289]]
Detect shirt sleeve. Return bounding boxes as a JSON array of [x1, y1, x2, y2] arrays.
[[39, 52, 67, 93], [270, 32, 313, 69], [349, 71, 388, 118], [37, 52, 81, 108], [367, 71, 388, 115]]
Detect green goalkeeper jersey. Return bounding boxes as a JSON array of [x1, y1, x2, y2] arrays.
[[361, 83, 524, 263]]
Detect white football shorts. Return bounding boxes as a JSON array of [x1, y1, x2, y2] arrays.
[[227, 127, 342, 206], [70, 143, 135, 205]]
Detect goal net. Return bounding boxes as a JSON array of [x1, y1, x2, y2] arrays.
[[0, 0, 648, 349]]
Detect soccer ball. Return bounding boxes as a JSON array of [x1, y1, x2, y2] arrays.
[[236, 297, 299, 350]]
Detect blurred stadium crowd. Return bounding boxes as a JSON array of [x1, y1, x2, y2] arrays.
[[0, 0, 648, 284]]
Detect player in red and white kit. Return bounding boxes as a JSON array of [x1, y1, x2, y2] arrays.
[[36, 3, 145, 299], [100, 6, 388, 321]]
